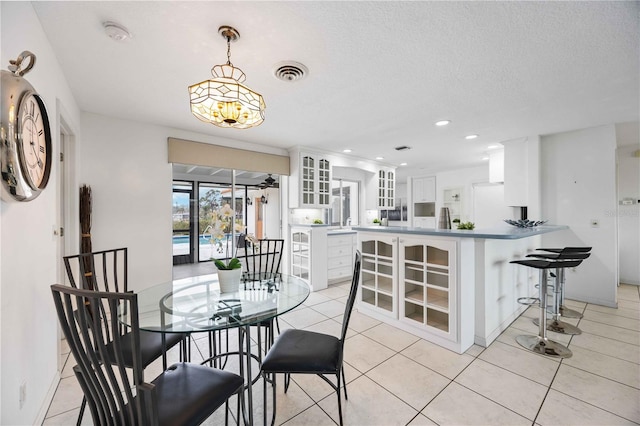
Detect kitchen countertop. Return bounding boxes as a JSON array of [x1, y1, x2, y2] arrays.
[[290, 224, 357, 235], [352, 224, 568, 239]]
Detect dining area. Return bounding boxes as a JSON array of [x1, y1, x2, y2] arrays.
[[49, 245, 362, 426]]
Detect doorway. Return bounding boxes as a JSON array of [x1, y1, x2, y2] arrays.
[[172, 181, 194, 265]]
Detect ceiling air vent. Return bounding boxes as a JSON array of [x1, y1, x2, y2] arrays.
[[273, 61, 308, 82], [394, 146, 412, 151]]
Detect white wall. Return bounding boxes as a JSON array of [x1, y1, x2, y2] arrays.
[[616, 121, 640, 285], [1, 2, 82, 424], [434, 165, 489, 224], [541, 125, 618, 306], [80, 113, 288, 292]]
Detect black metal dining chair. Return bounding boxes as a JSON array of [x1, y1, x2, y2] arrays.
[[51, 284, 244, 425], [63, 248, 185, 423], [240, 238, 284, 290], [260, 250, 362, 426]]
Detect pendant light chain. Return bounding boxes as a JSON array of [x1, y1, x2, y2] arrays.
[[226, 37, 232, 66]]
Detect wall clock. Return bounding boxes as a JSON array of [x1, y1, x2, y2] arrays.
[[1, 51, 52, 202]]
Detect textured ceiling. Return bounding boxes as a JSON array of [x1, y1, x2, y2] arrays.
[[32, 1, 639, 182]]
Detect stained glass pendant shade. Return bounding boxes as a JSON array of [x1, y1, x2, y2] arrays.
[[189, 26, 265, 129]]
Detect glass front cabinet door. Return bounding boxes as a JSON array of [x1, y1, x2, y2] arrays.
[[299, 154, 331, 208], [399, 236, 457, 341], [359, 233, 398, 318]]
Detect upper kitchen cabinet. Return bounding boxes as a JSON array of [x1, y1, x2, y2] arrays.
[[289, 150, 332, 208], [412, 176, 436, 202], [502, 138, 529, 206], [377, 168, 396, 208]]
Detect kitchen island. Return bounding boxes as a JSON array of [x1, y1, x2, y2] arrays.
[[351, 225, 568, 353]]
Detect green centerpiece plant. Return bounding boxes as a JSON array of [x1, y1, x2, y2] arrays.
[[457, 221, 475, 230]]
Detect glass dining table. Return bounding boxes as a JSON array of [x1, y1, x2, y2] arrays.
[[119, 274, 310, 425]]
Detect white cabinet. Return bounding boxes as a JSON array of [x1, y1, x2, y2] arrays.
[[412, 176, 436, 202], [377, 169, 395, 208], [327, 233, 356, 281], [503, 138, 528, 206], [356, 231, 464, 352], [289, 152, 332, 208], [290, 226, 328, 290], [413, 217, 435, 229], [399, 236, 457, 341], [358, 232, 397, 318], [291, 229, 310, 281], [489, 149, 504, 183]]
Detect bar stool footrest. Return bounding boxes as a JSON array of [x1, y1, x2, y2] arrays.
[[517, 297, 540, 306]]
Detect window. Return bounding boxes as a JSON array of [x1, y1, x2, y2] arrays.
[[326, 179, 359, 226]]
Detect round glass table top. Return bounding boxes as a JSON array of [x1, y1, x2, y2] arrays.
[[120, 275, 310, 333]]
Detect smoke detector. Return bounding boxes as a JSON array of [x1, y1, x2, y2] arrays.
[[273, 61, 308, 82], [103, 21, 132, 42]]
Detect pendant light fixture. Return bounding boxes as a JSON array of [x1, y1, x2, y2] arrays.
[[189, 26, 265, 129]]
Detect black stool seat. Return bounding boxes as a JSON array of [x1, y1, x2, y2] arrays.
[[527, 252, 590, 261], [537, 246, 591, 253], [510, 259, 582, 269]]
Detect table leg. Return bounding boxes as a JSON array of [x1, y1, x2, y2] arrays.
[[245, 324, 254, 426]]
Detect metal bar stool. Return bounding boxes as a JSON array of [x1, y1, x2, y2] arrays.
[[511, 258, 582, 358], [526, 250, 589, 335], [536, 247, 591, 318]]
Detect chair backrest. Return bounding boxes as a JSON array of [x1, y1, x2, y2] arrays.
[[241, 239, 284, 283], [63, 248, 128, 292], [50, 284, 149, 425], [340, 250, 362, 344]]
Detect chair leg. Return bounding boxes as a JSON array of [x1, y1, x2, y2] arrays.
[[76, 396, 86, 426], [263, 372, 277, 426], [284, 373, 291, 393], [224, 400, 229, 426], [336, 372, 344, 426], [341, 368, 348, 400]]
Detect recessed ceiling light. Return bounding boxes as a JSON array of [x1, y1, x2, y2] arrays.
[[465, 134, 479, 140], [487, 144, 500, 150], [343, 149, 352, 153], [481, 156, 489, 161], [400, 162, 408, 166], [435, 120, 451, 126], [375, 156, 384, 160]]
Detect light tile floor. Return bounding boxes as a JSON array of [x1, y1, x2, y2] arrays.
[[44, 283, 640, 425]]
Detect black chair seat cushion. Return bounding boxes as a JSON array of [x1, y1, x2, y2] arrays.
[[261, 329, 341, 374], [106, 330, 183, 368], [152, 362, 244, 426]]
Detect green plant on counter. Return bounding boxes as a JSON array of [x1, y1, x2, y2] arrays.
[[452, 218, 461, 224], [313, 219, 323, 224], [372, 218, 381, 224], [457, 221, 475, 230]]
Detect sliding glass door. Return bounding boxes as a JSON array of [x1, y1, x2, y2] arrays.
[[172, 182, 194, 265]]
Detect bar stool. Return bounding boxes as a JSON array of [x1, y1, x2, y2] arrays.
[[526, 250, 589, 335], [511, 258, 582, 358], [536, 247, 591, 318]]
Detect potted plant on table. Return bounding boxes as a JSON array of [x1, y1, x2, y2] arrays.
[[208, 204, 244, 292]]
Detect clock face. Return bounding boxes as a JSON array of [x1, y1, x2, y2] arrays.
[[17, 91, 51, 190]]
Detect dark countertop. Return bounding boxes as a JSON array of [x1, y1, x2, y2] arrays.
[[352, 225, 569, 240]]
